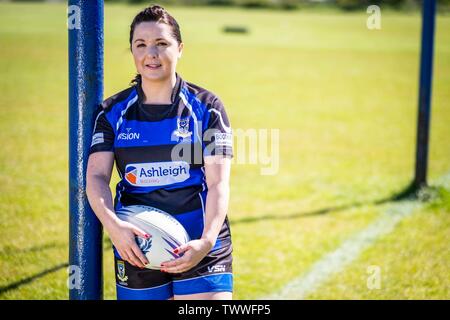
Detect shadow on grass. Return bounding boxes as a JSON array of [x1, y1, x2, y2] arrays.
[[1, 237, 113, 256], [0, 262, 69, 296], [229, 181, 421, 225], [0, 238, 113, 296], [0, 182, 422, 296], [1, 242, 68, 255]]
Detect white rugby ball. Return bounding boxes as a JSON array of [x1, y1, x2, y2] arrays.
[[115, 205, 190, 270]]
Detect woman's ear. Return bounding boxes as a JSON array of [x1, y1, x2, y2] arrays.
[[178, 42, 184, 59]]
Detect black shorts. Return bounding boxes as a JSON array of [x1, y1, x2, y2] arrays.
[[113, 243, 233, 300]]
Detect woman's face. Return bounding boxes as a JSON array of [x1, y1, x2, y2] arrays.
[[131, 21, 183, 83]]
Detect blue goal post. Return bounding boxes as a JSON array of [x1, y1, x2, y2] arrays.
[[68, 0, 104, 300], [414, 0, 436, 189]]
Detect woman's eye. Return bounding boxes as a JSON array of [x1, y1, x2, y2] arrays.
[[137, 44, 145, 48], [157, 42, 168, 47]]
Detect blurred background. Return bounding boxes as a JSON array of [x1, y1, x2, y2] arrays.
[[0, 0, 449, 299]]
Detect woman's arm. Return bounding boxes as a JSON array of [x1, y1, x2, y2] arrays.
[[201, 155, 231, 248], [86, 151, 117, 230], [161, 155, 231, 273], [86, 152, 149, 268]]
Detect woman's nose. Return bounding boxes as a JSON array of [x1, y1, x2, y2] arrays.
[[147, 45, 158, 57]]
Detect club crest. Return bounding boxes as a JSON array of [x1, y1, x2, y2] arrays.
[[173, 117, 192, 140], [117, 260, 128, 284]]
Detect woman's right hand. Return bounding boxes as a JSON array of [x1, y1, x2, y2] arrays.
[[106, 219, 150, 269]]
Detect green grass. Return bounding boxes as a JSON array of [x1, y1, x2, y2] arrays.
[[307, 187, 450, 299], [0, 2, 449, 299]]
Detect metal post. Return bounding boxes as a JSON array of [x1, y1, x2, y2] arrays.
[[414, 0, 436, 189], [68, 0, 104, 300]]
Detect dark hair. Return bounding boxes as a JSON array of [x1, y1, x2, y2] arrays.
[[129, 5, 182, 86]]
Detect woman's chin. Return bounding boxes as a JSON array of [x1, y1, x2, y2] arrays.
[[141, 70, 170, 82]]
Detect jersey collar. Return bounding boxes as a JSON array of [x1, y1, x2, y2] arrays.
[[135, 72, 184, 107]]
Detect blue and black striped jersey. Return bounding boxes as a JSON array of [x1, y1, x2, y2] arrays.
[[89, 73, 233, 250]]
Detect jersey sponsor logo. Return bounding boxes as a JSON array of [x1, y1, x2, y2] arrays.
[[125, 166, 138, 184], [125, 161, 190, 187], [207, 264, 227, 273], [91, 132, 104, 146], [214, 132, 233, 147], [118, 128, 140, 141]]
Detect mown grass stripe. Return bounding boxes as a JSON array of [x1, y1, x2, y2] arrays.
[[262, 200, 422, 299], [262, 173, 450, 300]]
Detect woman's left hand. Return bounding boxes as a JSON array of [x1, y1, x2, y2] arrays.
[[160, 239, 213, 274]]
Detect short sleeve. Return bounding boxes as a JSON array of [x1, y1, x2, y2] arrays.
[[89, 107, 115, 154], [203, 97, 233, 158]]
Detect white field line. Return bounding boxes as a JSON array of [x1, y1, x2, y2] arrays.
[[261, 172, 450, 300]]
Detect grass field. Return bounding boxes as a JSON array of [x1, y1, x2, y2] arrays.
[[0, 2, 449, 299]]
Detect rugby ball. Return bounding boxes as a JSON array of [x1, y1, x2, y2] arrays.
[[115, 205, 190, 270]]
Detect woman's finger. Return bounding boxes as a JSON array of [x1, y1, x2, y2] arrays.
[[132, 227, 151, 239], [161, 255, 188, 268], [126, 248, 144, 268], [131, 242, 149, 266], [173, 243, 189, 255], [118, 249, 129, 263], [163, 262, 189, 274], [117, 246, 132, 265]]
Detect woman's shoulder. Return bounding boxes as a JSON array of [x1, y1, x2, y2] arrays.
[[100, 85, 137, 113], [183, 79, 224, 110]]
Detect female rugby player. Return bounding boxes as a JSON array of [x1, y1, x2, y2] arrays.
[[86, 5, 233, 300]]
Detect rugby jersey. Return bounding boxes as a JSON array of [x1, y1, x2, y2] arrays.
[[89, 73, 233, 250]]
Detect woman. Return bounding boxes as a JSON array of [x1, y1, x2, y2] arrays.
[[86, 5, 233, 300]]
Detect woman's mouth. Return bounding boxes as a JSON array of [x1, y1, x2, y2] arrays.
[[145, 64, 161, 70]]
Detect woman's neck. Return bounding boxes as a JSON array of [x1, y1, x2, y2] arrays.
[[140, 74, 176, 104]]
